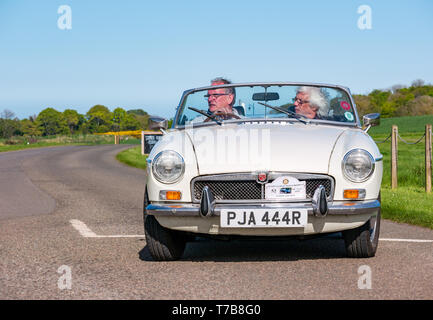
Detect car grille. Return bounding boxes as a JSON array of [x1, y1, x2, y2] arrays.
[[192, 174, 333, 202]]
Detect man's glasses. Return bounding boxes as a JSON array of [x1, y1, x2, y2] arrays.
[[204, 93, 230, 99], [293, 97, 309, 105]]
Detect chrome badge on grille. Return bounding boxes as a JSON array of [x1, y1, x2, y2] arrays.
[[256, 172, 268, 184]]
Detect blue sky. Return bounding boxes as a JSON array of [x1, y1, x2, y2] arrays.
[[0, 0, 432, 119]]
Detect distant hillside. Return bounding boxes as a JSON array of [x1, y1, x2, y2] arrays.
[[353, 79, 433, 118]]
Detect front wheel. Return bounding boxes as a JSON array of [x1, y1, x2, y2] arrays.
[[144, 215, 186, 261], [343, 209, 381, 258]]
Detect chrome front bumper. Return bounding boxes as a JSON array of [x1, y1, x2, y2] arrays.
[[146, 200, 381, 217]]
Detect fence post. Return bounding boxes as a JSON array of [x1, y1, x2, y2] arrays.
[[426, 124, 432, 193], [391, 125, 398, 189], [141, 131, 145, 156]]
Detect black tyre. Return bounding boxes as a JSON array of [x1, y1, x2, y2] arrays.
[[144, 215, 186, 261], [343, 197, 381, 258]]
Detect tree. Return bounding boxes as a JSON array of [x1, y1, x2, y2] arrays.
[[395, 95, 433, 116], [20, 119, 42, 136], [36, 108, 68, 136], [128, 109, 150, 130], [127, 109, 148, 116], [86, 105, 112, 133], [411, 79, 425, 88], [0, 109, 20, 139], [368, 90, 391, 114], [353, 95, 372, 116], [63, 109, 82, 134], [112, 107, 127, 132], [1, 109, 15, 120], [120, 114, 140, 130], [390, 84, 406, 94]]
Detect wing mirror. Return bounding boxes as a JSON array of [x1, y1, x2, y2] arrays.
[[362, 113, 380, 131], [148, 117, 168, 131]]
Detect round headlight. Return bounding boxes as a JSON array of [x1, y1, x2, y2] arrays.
[[342, 149, 375, 182], [152, 151, 185, 184]]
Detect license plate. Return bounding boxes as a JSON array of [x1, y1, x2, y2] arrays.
[[220, 209, 308, 228]]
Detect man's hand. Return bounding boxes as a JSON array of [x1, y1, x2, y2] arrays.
[[204, 110, 241, 122]]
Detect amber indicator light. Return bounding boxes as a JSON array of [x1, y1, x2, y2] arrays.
[[166, 191, 181, 200], [344, 189, 359, 199]]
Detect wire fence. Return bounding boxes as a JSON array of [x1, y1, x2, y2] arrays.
[[397, 132, 426, 145], [374, 134, 392, 144], [373, 124, 432, 192], [374, 132, 426, 145]]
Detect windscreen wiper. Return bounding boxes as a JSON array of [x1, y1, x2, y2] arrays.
[[257, 102, 309, 124], [188, 107, 222, 125]]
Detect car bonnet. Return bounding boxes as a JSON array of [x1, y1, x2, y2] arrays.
[[185, 122, 348, 175]]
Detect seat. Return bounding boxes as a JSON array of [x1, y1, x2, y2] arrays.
[[233, 106, 245, 116]]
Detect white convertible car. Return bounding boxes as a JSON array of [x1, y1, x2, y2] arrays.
[[143, 82, 382, 260]]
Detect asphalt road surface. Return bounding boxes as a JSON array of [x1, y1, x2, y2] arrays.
[[1, 145, 433, 299]]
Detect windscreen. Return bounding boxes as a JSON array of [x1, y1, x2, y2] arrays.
[[176, 84, 356, 126]]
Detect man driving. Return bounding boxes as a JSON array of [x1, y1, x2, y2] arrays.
[[204, 77, 241, 120], [290, 86, 329, 119]]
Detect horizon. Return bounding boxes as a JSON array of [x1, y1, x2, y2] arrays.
[[1, 0, 432, 120]]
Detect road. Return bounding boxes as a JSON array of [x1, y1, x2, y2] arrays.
[[0, 145, 432, 299]]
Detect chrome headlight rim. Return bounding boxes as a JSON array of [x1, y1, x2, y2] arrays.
[[152, 150, 185, 184], [342, 148, 375, 183]]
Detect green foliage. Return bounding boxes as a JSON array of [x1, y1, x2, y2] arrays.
[[36, 108, 68, 136], [0, 109, 20, 139], [63, 109, 83, 134], [0, 104, 155, 139], [20, 119, 42, 136], [86, 105, 113, 133], [354, 81, 433, 118], [127, 109, 150, 130], [127, 109, 148, 116]]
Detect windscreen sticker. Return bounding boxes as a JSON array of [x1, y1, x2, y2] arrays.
[[340, 101, 351, 111], [344, 111, 354, 121]]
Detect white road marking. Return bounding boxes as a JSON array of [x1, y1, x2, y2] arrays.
[[379, 238, 433, 243], [70, 219, 98, 237], [70, 219, 143, 238], [70, 219, 433, 242]]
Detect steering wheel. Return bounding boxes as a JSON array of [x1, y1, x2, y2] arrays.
[[203, 110, 241, 122]]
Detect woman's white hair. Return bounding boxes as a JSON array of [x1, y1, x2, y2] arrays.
[[297, 86, 330, 117]]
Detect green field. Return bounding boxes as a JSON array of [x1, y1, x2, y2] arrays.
[[117, 115, 433, 229], [369, 116, 433, 228], [372, 133, 433, 229], [0, 134, 140, 152], [369, 114, 433, 135]]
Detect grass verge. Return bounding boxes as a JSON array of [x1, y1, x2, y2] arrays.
[[381, 187, 433, 229], [116, 146, 147, 170], [0, 135, 140, 153]]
